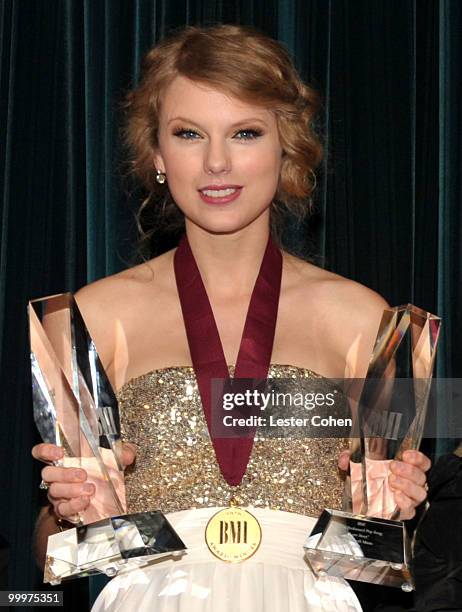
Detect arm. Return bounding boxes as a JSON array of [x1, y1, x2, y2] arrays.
[[332, 281, 431, 519]]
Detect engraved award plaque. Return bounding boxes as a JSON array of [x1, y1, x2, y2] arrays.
[[304, 304, 441, 591], [29, 293, 186, 584]]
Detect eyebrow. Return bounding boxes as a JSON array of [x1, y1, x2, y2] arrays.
[[167, 116, 269, 128]]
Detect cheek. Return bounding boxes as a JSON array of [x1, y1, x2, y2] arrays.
[[163, 148, 197, 175], [243, 148, 282, 185], [157, 132, 200, 175], [160, 152, 200, 212], [162, 150, 201, 200]]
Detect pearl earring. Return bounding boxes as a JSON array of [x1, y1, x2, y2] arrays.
[[155, 170, 166, 184]]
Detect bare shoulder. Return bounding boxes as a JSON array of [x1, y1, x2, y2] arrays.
[[283, 252, 388, 314], [76, 249, 174, 308], [282, 253, 389, 376], [76, 262, 147, 312], [74, 250, 175, 368]]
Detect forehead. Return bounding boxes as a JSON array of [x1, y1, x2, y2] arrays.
[[159, 75, 275, 124]]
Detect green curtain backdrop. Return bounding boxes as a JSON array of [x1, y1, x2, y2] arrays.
[[1, 0, 460, 605]]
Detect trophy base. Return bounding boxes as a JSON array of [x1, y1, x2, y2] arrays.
[[44, 510, 186, 584], [304, 509, 413, 592]]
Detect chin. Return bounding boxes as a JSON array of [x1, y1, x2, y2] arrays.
[[196, 223, 253, 236], [185, 205, 270, 236], [190, 214, 269, 236]]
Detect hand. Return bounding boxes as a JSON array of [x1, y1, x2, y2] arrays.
[[338, 448, 431, 520], [389, 450, 431, 520], [32, 442, 136, 523], [338, 449, 350, 472]]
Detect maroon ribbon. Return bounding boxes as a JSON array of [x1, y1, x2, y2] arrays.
[[174, 235, 282, 486]]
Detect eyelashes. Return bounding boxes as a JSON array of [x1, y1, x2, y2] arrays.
[[172, 127, 264, 141], [172, 128, 201, 140], [234, 128, 263, 140]]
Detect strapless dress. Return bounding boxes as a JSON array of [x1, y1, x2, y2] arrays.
[[92, 365, 362, 612]]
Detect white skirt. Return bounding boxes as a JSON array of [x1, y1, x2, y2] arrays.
[[92, 507, 362, 612]]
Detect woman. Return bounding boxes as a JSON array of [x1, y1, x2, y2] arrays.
[[32, 25, 430, 611]]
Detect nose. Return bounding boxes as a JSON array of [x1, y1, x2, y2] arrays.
[[204, 138, 231, 175]]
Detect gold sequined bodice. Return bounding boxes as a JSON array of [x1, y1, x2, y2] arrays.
[[119, 365, 346, 517]]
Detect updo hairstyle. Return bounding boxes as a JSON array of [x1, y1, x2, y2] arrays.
[[124, 24, 323, 253]]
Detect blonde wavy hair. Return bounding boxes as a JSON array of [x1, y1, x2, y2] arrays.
[[123, 24, 323, 254]]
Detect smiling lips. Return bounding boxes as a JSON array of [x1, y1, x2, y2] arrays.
[[198, 185, 243, 204]]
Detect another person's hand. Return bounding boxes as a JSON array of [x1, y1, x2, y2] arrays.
[[338, 449, 431, 520], [32, 442, 136, 523]]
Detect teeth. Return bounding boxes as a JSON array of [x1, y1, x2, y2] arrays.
[[202, 188, 237, 197]]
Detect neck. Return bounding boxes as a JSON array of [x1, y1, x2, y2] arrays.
[[184, 222, 271, 298]]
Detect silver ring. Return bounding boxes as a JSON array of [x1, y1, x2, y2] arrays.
[[39, 479, 50, 491], [67, 514, 83, 525], [58, 512, 83, 526], [55, 502, 83, 526]]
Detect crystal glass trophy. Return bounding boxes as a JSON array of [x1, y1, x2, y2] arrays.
[[304, 304, 441, 590], [29, 293, 186, 584]]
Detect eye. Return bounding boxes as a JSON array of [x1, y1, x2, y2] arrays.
[[173, 128, 202, 140], [233, 128, 263, 140]]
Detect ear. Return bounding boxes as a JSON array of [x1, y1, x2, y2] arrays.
[[153, 150, 165, 174]]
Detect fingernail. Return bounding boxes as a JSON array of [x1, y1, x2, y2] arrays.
[[73, 470, 85, 481], [82, 483, 94, 494], [80, 496, 89, 504]]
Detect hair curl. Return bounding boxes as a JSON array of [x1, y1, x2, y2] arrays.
[[123, 25, 323, 256]]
